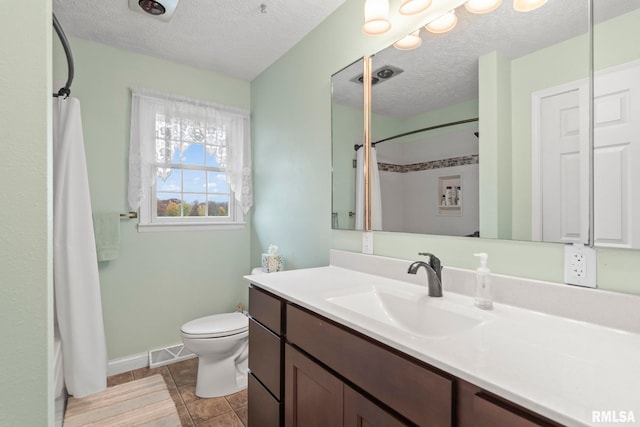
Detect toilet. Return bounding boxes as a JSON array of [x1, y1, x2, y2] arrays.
[[180, 311, 249, 398]]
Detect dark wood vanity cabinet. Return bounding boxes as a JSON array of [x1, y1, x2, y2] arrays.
[[286, 304, 451, 426], [248, 285, 563, 427], [248, 286, 284, 427]]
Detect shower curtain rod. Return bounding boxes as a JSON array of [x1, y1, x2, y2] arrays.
[[354, 117, 479, 151], [53, 13, 74, 98]]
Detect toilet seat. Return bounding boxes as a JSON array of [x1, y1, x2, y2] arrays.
[[181, 312, 248, 339]]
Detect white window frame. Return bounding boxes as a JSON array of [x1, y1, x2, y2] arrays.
[[138, 166, 246, 233], [130, 89, 251, 232]]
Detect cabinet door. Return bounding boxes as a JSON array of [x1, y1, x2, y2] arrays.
[[287, 304, 452, 426], [284, 344, 343, 427], [344, 386, 409, 427]]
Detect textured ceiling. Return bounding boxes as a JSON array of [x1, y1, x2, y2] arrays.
[[53, 0, 347, 81], [333, 0, 640, 119]]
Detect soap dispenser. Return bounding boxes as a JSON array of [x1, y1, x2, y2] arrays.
[[473, 253, 493, 310]]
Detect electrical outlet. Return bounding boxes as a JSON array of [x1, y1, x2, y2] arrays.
[[362, 232, 374, 255], [564, 244, 597, 288]]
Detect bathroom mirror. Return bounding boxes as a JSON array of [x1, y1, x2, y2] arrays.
[[332, 58, 365, 230], [592, 1, 640, 249], [332, 1, 640, 244], [367, 0, 597, 242]]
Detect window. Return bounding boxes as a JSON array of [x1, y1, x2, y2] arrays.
[[128, 89, 252, 231], [154, 115, 232, 220]]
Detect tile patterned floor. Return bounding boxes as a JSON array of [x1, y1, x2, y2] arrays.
[[107, 358, 247, 426]]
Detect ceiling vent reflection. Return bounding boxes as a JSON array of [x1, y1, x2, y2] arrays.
[[351, 65, 405, 86]]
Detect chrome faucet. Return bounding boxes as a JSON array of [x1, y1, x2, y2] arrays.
[[407, 252, 443, 297]]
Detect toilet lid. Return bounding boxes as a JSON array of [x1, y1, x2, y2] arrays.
[[181, 312, 248, 338]]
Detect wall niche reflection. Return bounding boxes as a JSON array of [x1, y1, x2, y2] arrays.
[[373, 119, 479, 236]]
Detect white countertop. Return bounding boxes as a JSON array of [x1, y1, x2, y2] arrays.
[[245, 263, 640, 427]]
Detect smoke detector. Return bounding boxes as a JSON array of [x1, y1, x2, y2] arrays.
[[128, 0, 179, 22]]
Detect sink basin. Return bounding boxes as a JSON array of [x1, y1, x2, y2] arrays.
[[327, 285, 486, 338]]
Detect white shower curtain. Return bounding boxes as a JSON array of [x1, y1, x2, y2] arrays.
[[53, 97, 107, 398], [355, 147, 382, 230]]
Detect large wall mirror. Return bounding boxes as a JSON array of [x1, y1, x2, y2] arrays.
[[332, 0, 640, 249], [332, 58, 365, 231], [593, 0, 640, 249]]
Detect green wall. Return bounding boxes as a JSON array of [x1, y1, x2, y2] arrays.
[[52, 38, 252, 359], [479, 51, 512, 240], [332, 102, 361, 229], [594, 8, 640, 70], [251, 0, 640, 295], [375, 99, 479, 144], [0, 1, 53, 426]]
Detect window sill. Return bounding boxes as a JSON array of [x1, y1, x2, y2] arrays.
[[137, 221, 246, 232]]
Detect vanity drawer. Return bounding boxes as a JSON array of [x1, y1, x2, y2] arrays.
[[457, 380, 561, 427], [472, 393, 551, 427], [286, 304, 453, 427], [248, 373, 281, 427], [249, 286, 283, 335], [249, 318, 282, 399]]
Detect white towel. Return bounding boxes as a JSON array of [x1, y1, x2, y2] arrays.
[[93, 213, 120, 262]]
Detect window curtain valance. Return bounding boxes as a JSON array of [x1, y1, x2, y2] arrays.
[[128, 88, 253, 214]]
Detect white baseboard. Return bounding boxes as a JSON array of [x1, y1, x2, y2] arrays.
[[107, 352, 148, 376]]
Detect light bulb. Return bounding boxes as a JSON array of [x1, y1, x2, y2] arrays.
[[393, 30, 422, 50], [465, 0, 502, 14], [362, 0, 391, 35], [513, 0, 547, 12], [399, 0, 432, 15], [425, 10, 457, 34]]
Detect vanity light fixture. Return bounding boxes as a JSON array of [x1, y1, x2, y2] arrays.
[[399, 0, 432, 15], [362, 0, 391, 35], [513, 0, 547, 12], [387, 0, 546, 51], [464, 0, 503, 14], [393, 30, 423, 50], [425, 10, 458, 34]]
